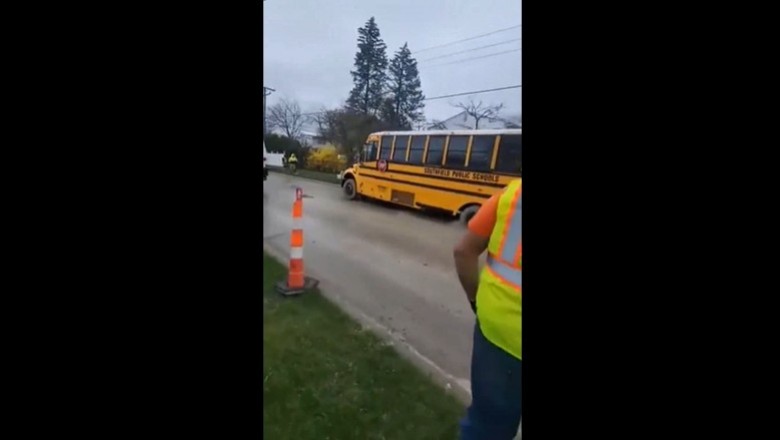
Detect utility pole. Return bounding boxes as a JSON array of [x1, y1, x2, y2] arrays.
[[263, 86, 275, 137], [262, 1, 272, 136]]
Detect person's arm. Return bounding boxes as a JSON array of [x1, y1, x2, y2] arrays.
[[453, 195, 499, 306], [453, 230, 489, 303]]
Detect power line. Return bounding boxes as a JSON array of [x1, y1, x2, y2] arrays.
[[424, 48, 521, 68], [299, 85, 522, 116], [424, 85, 522, 101], [418, 38, 522, 63], [412, 25, 521, 54]]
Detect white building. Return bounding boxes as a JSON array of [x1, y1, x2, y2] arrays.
[[427, 110, 522, 130], [298, 129, 329, 150], [269, 123, 329, 150]]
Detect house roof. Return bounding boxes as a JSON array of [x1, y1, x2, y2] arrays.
[[429, 110, 521, 130], [268, 126, 323, 139]]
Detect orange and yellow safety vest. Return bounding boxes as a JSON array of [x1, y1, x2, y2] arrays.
[[476, 178, 522, 360]]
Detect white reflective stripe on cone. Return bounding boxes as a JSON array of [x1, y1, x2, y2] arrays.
[[292, 217, 302, 228], [290, 246, 303, 259]]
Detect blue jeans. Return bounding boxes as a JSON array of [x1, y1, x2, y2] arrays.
[[460, 322, 522, 440]]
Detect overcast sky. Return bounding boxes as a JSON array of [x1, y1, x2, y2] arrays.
[[263, 0, 521, 126]]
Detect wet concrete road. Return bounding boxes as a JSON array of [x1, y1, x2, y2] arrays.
[[263, 172, 480, 395]]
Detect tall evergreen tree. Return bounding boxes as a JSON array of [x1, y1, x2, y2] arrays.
[[347, 17, 388, 116], [384, 43, 425, 129], [379, 97, 406, 130]]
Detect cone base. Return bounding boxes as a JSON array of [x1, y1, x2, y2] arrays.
[[274, 277, 319, 297]]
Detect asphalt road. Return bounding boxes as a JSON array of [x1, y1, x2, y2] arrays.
[[263, 172, 481, 397]]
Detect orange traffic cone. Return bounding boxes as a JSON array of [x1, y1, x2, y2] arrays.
[[276, 187, 318, 296]]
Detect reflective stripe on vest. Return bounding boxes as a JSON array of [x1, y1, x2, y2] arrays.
[[499, 189, 522, 267], [477, 179, 522, 360], [486, 254, 522, 290]]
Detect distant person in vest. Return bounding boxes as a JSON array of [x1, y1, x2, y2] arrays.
[[287, 153, 298, 173], [453, 179, 522, 440]]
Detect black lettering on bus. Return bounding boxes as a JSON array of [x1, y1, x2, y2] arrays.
[[471, 172, 499, 183], [451, 170, 471, 179], [424, 167, 451, 177]]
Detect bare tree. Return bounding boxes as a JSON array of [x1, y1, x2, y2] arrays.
[[312, 108, 334, 140], [310, 106, 385, 158], [452, 99, 504, 129], [267, 98, 306, 140]]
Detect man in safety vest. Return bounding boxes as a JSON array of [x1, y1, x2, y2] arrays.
[[287, 153, 298, 173], [453, 178, 521, 440]]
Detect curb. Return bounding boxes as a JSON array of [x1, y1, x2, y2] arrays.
[[262, 243, 472, 405]]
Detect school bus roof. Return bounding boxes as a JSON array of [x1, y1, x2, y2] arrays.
[[369, 129, 522, 137]]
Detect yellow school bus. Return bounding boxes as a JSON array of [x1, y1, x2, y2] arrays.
[[338, 129, 521, 224]]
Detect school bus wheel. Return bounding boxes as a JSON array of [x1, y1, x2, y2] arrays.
[[459, 205, 480, 225], [343, 178, 358, 200]]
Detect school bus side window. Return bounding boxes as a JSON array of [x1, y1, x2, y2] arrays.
[[393, 135, 410, 162], [467, 135, 495, 171], [408, 136, 426, 164], [445, 135, 469, 168], [494, 135, 522, 175], [380, 136, 393, 160], [426, 136, 446, 166]]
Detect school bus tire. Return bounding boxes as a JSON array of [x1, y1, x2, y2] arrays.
[[343, 177, 358, 200], [459, 205, 480, 225]]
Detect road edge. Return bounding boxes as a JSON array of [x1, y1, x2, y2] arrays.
[[266, 167, 340, 185], [263, 243, 473, 405]]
